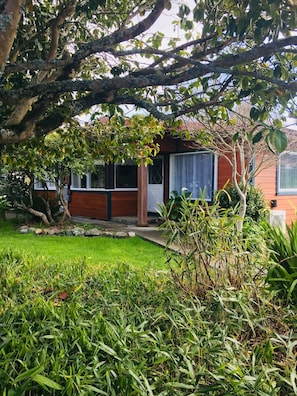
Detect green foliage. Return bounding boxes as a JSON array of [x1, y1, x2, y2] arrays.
[[0, 0, 296, 146], [0, 248, 296, 394], [159, 193, 268, 297], [165, 189, 192, 221], [218, 184, 268, 223], [265, 221, 297, 304], [1, 115, 164, 224]]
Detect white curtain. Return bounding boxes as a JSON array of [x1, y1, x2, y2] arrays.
[[172, 152, 214, 199]]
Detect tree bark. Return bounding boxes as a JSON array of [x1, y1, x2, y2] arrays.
[[26, 207, 50, 225], [0, 0, 25, 71]]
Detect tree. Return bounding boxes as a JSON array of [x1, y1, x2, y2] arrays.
[[188, 105, 285, 230], [0, 0, 296, 146], [1, 114, 164, 223]]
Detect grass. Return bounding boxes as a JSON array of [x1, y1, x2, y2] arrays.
[[1, 219, 297, 394], [0, 220, 166, 271], [0, 251, 296, 395]]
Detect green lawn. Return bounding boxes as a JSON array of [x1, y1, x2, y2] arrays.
[[0, 220, 166, 271]]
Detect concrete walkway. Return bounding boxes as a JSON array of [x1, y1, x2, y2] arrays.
[[71, 216, 171, 249]]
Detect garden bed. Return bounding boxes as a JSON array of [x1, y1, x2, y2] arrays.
[[18, 224, 136, 238]]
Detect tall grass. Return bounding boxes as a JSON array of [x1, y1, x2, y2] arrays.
[[0, 249, 296, 395], [158, 193, 268, 297]]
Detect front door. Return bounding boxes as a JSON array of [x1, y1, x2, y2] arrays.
[[147, 156, 164, 213]]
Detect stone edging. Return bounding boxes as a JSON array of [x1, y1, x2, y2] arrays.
[[19, 225, 136, 238]]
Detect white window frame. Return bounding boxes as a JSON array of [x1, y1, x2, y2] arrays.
[[169, 151, 217, 201], [34, 179, 56, 190], [71, 161, 106, 190], [277, 151, 297, 195]]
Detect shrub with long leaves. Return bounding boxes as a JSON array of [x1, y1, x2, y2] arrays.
[[265, 221, 297, 304], [159, 193, 267, 297], [0, 249, 297, 394]]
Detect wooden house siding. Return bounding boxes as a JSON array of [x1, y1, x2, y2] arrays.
[[254, 157, 297, 225], [217, 156, 233, 190], [34, 127, 297, 226], [110, 191, 137, 217], [69, 191, 110, 220], [69, 190, 138, 220]]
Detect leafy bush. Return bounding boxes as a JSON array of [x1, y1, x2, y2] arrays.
[[165, 189, 192, 220], [265, 221, 297, 304], [218, 184, 268, 222], [0, 249, 296, 394], [159, 193, 268, 297], [1, 171, 60, 224]]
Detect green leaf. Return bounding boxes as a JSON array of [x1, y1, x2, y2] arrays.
[[15, 365, 44, 382], [232, 132, 239, 142], [98, 341, 119, 359], [250, 107, 260, 121], [287, 278, 297, 303], [168, 382, 195, 389], [83, 385, 108, 394], [252, 131, 263, 144], [273, 65, 282, 78], [33, 374, 63, 390], [270, 129, 287, 153]]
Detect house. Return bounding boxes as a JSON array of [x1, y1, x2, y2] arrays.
[[65, 126, 297, 227], [254, 128, 297, 227]]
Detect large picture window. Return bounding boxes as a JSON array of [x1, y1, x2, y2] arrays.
[[115, 160, 137, 189], [277, 152, 297, 194], [170, 151, 216, 200], [71, 163, 105, 189]]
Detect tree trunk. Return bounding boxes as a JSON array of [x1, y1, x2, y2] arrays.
[[55, 180, 71, 224], [0, 0, 26, 70], [26, 207, 50, 225], [39, 193, 54, 224]]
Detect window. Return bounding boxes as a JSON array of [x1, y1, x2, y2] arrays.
[[90, 165, 105, 188], [71, 163, 105, 189], [170, 151, 216, 200], [115, 160, 137, 188], [71, 174, 86, 189], [277, 152, 297, 194], [34, 179, 56, 190]]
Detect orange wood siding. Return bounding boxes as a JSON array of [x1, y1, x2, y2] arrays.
[[69, 191, 109, 220], [254, 157, 297, 225], [111, 191, 137, 217], [217, 155, 233, 190]]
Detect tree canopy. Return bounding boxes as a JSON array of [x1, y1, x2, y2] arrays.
[[0, 0, 296, 146]]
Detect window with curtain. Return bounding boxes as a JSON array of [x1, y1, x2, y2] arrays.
[[170, 151, 215, 200], [278, 152, 297, 194]]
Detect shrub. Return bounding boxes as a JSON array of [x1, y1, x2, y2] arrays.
[[159, 193, 267, 297], [264, 221, 297, 304], [218, 184, 268, 222], [0, 249, 296, 395], [165, 189, 192, 220]]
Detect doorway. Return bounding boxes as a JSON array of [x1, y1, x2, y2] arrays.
[[147, 156, 164, 213]]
